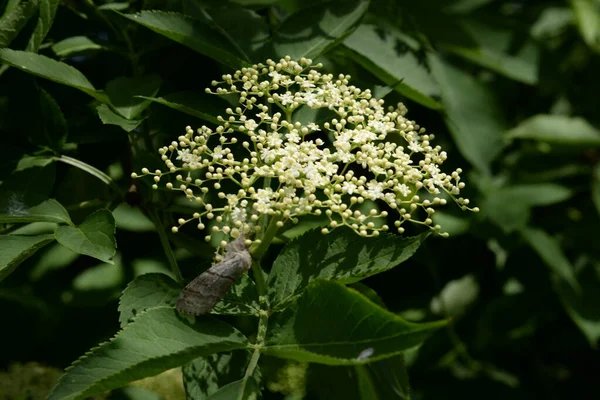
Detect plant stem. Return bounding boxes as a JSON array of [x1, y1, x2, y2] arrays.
[[251, 214, 282, 261], [245, 304, 269, 379], [148, 208, 184, 284]]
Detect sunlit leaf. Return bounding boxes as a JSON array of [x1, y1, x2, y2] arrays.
[[267, 228, 430, 310], [265, 280, 446, 364], [55, 209, 117, 264], [506, 114, 600, 146], [52, 36, 106, 58], [48, 308, 249, 400], [0, 234, 55, 282]]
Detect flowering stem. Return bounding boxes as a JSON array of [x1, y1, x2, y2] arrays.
[[147, 208, 184, 284], [251, 214, 282, 261]]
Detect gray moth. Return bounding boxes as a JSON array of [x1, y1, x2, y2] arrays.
[[176, 237, 252, 315]]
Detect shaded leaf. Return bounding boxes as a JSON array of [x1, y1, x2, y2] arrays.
[[343, 24, 442, 110], [112, 203, 155, 232], [272, 0, 369, 60], [267, 228, 430, 310], [554, 263, 600, 348], [183, 351, 253, 399], [118, 273, 181, 328], [265, 280, 446, 364], [428, 54, 505, 173], [48, 308, 249, 400], [0, 234, 55, 282], [37, 88, 67, 151], [0, 48, 107, 102], [205, 377, 260, 400], [30, 242, 79, 280], [97, 104, 145, 132], [430, 274, 479, 318], [106, 74, 161, 119], [0, 198, 72, 225], [52, 36, 106, 58], [55, 209, 116, 264], [120, 11, 248, 67], [0, 162, 56, 210], [0, 0, 37, 47], [521, 227, 579, 291], [506, 114, 600, 146], [442, 19, 539, 85], [139, 91, 224, 124], [73, 262, 124, 291], [26, 0, 60, 52], [212, 273, 260, 316]]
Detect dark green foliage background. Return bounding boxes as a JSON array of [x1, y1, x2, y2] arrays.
[[1, 0, 600, 399]]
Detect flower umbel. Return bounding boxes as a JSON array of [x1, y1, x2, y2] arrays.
[[133, 57, 478, 249]]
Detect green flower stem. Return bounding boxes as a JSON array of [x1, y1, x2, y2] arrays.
[[147, 208, 184, 284], [245, 307, 269, 379], [55, 155, 123, 198], [251, 214, 282, 261]]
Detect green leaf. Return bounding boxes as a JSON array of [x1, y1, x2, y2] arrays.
[[0, 162, 56, 210], [430, 274, 479, 318], [26, 0, 60, 52], [37, 88, 67, 151], [48, 308, 249, 400], [112, 203, 155, 232], [265, 280, 446, 365], [570, 0, 600, 51], [442, 20, 539, 85], [0, 234, 55, 282], [428, 54, 505, 173], [0, 0, 37, 47], [267, 228, 429, 310], [106, 74, 161, 119], [360, 355, 411, 400], [530, 7, 574, 39], [212, 274, 260, 316], [118, 273, 181, 328], [554, 263, 600, 348], [343, 24, 442, 110], [30, 242, 79, 280], [52, 36, 106, 58], [183, 351, 254, 399], [55, 209, 117, 264], [483, 183, 573, 232], [139, 91, 224, 124], [506, 114, 600, 146], [119, 11, 248, 67], [0, 48, 107, 102], [0, 198, 72, 225], [73, 261, 124, 291], [97, 104, 145, 132], [521, 227, 579, 291], [205, 7, 270, 63], [593, 163, 600, 217], [272, 0, 369, 60], [205, 377, 260, 400]]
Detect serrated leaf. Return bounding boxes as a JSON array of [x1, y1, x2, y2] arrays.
[[119, 11, 248, 67], [267, 228, 429, 310], [265, 280, 446, 364], [0, 49, 107, 102], [55, 209, 116, 264], [48, 308, 249, 400], [183, 351, 253, 399], [139, 91, 224, 124], [106, 74, 161, 119], [0, 0, 38, 47], [343, 24, 442, 110], [0, 234, 55, 282], [52, 36, 106, 58], [26, 0, 60, 52], [97, 104, 145, 132], [272, 0, 369, 60], [205, 377, 260, 400], [506, 114, 600, 146], [0, 198, 71, 225], [119, 273, 181, 328], [212, 273, 260, 316], [428, 54, 505, 173], [521, 227, 579, 291]]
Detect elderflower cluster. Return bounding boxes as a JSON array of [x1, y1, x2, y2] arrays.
[[132, 57, 477, 247]]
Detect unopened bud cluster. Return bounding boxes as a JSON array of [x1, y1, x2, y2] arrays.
[[132, 56, 478, 247]]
